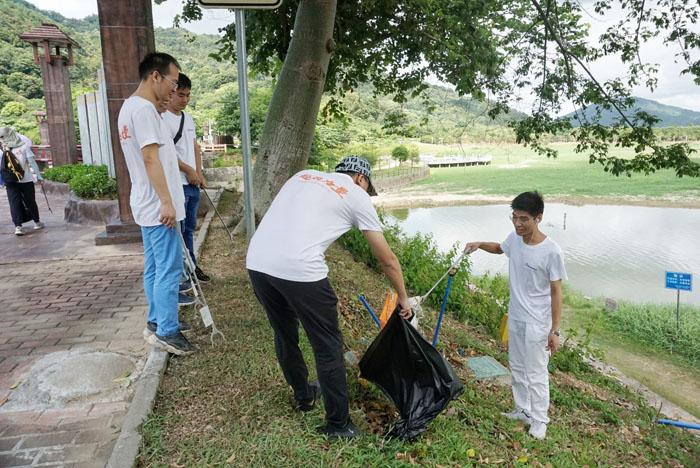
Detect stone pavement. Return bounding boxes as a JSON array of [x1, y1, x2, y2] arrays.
[[0, 183, 147, 468]]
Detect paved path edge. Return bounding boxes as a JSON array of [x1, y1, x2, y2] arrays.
[[104, 188, 224, 468]]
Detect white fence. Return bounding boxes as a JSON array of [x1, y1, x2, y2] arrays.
[[76, 67, 115, 177]]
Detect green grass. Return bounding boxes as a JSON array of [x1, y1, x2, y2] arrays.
[[561, 288, 700, 419], [138, 191, 700, 468], [413, 143, 700, 201]]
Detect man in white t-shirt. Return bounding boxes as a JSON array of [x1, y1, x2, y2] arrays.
[[246, 156, 413, 440], [117, 52, 194, 356], [163, 73, 210, 284], [464, 191, 567, 440]]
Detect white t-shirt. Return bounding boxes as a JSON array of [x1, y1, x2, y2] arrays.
[[117, 96, 185, 226], [246, 170, 383, 282], [163, 110, 197, 185], [11, 144, 36, 183], [500, 231, 568, 327]]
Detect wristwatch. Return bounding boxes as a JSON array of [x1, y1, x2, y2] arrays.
[[550, 330, 560, 336]]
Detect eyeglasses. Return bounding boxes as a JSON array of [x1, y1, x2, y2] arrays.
[[510, 214, 534, 224], [159, 72, 179, 90]]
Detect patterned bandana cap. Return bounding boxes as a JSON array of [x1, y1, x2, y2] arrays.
[[0, 127, 23, 149], [334, 155, 378, 196]]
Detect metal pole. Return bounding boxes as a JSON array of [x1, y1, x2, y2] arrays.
[[235, 9, 255, 242], [676, 289, 680, 332]]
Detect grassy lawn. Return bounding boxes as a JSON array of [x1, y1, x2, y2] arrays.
[[138, 191, 700, 468], [561, 289, 700, 420], [411, 143, 700, 202]]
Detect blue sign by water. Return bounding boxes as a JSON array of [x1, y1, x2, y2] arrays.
[[665, 272, 693, 291]]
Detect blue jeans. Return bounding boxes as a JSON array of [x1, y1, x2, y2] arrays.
[[142, 224, 183, 336], [180, 184, 200, 265]]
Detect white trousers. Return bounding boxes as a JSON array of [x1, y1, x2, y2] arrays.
[[508, 318, 551, 424]]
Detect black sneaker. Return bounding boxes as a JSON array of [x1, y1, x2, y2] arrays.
[[147, 330, 196, 355], [295, 380, 321, 412], [178, 293, 195, 308], [195, 266, 211, 283], [179, 281, 192, 293], [322, 419, 360, 440], [142, 321, 192, 340]]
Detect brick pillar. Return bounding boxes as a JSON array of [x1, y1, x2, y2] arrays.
[[40, 55, 78, 166], [96, 0, 155, 224]]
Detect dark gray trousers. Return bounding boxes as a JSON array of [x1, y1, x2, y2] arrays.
[[248, 269, 349, 428], [5, 181, 39, 227]]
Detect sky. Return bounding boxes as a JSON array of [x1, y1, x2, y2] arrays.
[[25, 0, 700, 113]]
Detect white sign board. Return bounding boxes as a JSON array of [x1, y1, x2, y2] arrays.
[[196, 0, 282, 8]]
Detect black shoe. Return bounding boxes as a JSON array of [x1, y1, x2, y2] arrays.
[[143, 321, 192, 340], [295, 380, 321, 412], [195, 266, 211, 283], [322, 419, 360, 440], [179, 281, 192, 293], [147, 330, 196, 356], [178, 293, 195, 308]]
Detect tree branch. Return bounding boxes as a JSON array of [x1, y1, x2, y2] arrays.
[[529, 0, 635, 127]]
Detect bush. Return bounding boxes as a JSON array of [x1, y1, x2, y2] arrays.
[[338, 212, 507, 336], [44, 164, 117, 199], [69, 169, 117, 199], [43, 164, 92, 183]]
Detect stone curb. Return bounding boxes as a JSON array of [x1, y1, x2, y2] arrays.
[[104, 187, 224, 468]]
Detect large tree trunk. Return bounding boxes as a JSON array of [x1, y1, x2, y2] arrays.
[[234, 0, 337, 231]]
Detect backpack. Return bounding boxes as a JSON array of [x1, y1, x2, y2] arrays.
[[1, 147, 25, 183]]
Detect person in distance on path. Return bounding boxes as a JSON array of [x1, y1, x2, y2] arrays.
[[464, 191, 567, 440]]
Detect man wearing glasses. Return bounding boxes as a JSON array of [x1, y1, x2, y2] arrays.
[[118, 52, 195, 356], [246, 156, 413, 440], [464, 191, 567, 440]]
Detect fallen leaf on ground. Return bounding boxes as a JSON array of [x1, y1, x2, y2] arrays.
[[226, 453, 235, 463], [9, 381, 20, 390], [445, 406, 456, 417], [513, 441, 522, 451], [467, 448, 476, 458], [113, 377, 129, 383], [0, 397, 7, 407], [517, 456, 528, 462]]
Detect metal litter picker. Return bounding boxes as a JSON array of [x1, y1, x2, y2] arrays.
[[177, 225, 225, 345], [359, 250, 468, 347]]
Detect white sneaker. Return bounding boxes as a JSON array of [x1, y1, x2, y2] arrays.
[[528, 420, 547, 439], [500, 408, 533, 425], [34, 221, 44, 230], [15, 226, 25, 236]]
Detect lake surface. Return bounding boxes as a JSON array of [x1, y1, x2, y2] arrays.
[[387, 203, 700, 307]]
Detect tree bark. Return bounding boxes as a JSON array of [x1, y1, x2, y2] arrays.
[[234, 0, 337, 231]]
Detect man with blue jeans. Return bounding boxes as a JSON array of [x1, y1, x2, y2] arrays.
[[118, 52, 196, 356], [164, 73, 211, 285]]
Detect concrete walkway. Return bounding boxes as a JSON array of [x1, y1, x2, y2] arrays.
[[0, 184, 147, 468]]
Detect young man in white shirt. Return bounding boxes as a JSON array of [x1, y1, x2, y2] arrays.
[[464, 191, 567, 440], [247, 156, 413, 440], [118, 52, 194, 356], [163, 73, 210, 284]]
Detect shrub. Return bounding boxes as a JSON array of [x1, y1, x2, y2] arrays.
[[44, 164, 117, 199], [338, 211, 506, 335], [69, 168, 117, 199], [43, 164, 92, 183]]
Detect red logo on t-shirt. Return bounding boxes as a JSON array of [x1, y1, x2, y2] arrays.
[[297, 174, 349, 199], [118, 125, 131, 142]]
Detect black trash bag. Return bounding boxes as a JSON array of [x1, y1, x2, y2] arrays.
[[359, 309, 464, 440]]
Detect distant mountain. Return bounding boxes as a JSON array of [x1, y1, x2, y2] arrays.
[[565, 97, 700, 127]]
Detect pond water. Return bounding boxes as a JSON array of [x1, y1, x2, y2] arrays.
[[387, 203, 700, 307]]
